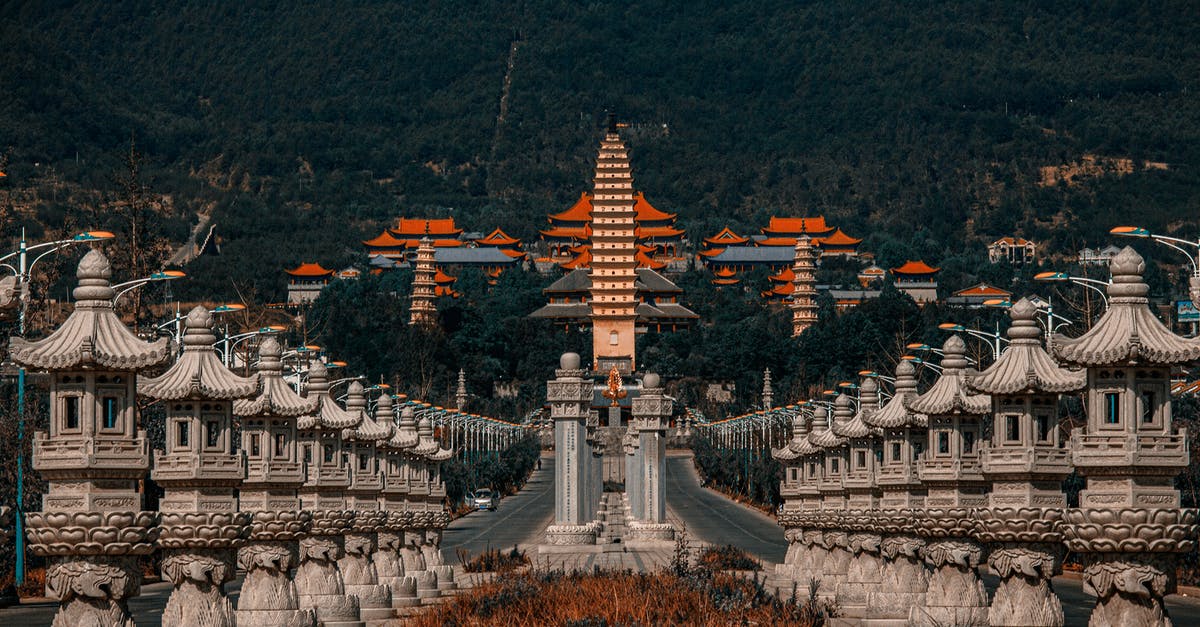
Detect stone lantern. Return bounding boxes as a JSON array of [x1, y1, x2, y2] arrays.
[[834, 377, 883, 618], [810, 395, 851, 600], [1054, 246, 1200, 626], [338, 381, 394, 621], [775, 406, 821, 598], [232, 337, 317, 627], [385, 401, 423, 584], [140, 305, 258, 626], [12, 250, 171, 627], [971, 297, 1084, 627], [413, 410, 455, 595], [861, 360, 929, 626], [294, 361, 363, 627], [375, 395, 418, 607], [906, 335, 991, 626]]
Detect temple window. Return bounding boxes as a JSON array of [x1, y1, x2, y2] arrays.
[[303, 443, 313, 463], [274, 433, 287, 459], [205, 418, 220, 449], [937, 432, 950, 455], [963, 431, 975, 454], [610, 331, 619, 345], [1036, 414, 1052, 443], [830, 458, 839, 473], [1140, 389, 1157, 425], [891, 442, 901, 461], [1103, 392, 1121, 425], [249, 434, 261, 457], [1005, 415, 1020, 442], [176, 421, 190, 448], [63, 395, 81, 431], [856, 450, 866, 468], [101, 396, 120, 430], [358, 453, 369, 471], [323, 444, 334, 463]]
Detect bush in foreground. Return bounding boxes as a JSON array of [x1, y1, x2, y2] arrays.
[[410, 568, 826, 626]]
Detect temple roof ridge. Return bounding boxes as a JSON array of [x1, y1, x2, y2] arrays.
[[139, 306, 259, 400], [386, 403, 420, 449], [810, 399, 849, 448], [10, 250, 171, 371]]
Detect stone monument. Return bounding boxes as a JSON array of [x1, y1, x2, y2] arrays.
[[626, 373, 674, 543], [543, 353, 600, 547]]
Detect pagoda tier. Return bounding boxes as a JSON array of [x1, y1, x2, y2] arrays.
[[790, 236, 819, 336], [540, 189, 686, 269], [409, 237, 438, 327], [590, 123, 640, 372]]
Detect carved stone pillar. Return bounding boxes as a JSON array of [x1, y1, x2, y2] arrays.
[[544, 353, 599, 546], [840, 512, 882, 617], [339, 511, 392, 621], [295, 510, 363, 627]]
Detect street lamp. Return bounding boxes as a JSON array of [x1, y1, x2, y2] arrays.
[[0, 229, 115, 587], [1034, 271, 1110, 306], [983, 297, 1074, 343], [1112, 225, 1200, 303], [902, 354, 944, 373], [111, 269, 186, 304], [936, 322, 1005, 361]]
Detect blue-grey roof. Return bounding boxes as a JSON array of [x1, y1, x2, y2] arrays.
[[705, 246, 794, 264], [435, 248, 519, 265]]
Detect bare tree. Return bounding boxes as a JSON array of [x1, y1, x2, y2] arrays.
[[108, 135, 172, 331]]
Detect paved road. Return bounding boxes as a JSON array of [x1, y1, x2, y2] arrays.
[[663, 453, 1200, 627], [440, 452, 556, 564]]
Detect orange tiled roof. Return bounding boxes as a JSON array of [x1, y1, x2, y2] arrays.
[[704, 227, 749, 246], [713, 278, 741, 286], [770, 267, 795, 283], [390, 218, 463, 237], [636, 251, 667, 270], [698, 248, 727, 258], [434, 285, 460, 298], [637, 225, 685, 239], [953, 283, 1011, 297], [560, 248, 592, 269], [763, 216, 832, 236], [712, 267, 738, 278], [285, 262, 335, 278], [500, 249, 528, 259], [433, 269, 457, 284], [992, 236, 1032, 246], [817, 228, 861, 247], [549, 192, 594, 223], [363, 231, 410, 248], [476, 228, 520, 247], [757, 237, 798, 247], [763, 283, 795, 297], [633, 192, 676, 222], [892, 260, 940, 275], [637, 243, 660, 253], [540, 226, 591, 240]]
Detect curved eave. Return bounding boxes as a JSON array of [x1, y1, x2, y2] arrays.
[[809, 430, 847, 449], [10, 308, 172, 371], [773, 446, 801, 461], [139, 352, 259, 400], [314, 395, 362, 430], [971, 342, 1086, 394], [1053, 299, 1200, 366], [863, 393, 927, 429], [906, 373, 991, 415], [234, 375, 319, 418]]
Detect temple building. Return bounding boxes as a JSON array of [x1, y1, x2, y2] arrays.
[[538, 190, 686, 273], [531, 120, 696, 370], [699, 216, 862, 284], [890, 260, 940, 304], [285, 262, 336, 305], [947, 282, 1012, 308], [363, 218, 466, 262], [987, 236, 1036, 265]]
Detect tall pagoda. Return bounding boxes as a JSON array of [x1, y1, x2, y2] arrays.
[[589, 117, 640, 373], [409, 236, 438, 328], [790, 235, 819, 336]]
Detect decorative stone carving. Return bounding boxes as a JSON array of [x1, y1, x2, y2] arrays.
[[339, 510, 393, 620], [236, 511, 316, 627], [544, 353, 600, 546], [910, 509, 988, 627], [864, 511, 928, 626]]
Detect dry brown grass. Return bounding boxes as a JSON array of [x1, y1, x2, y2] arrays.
[[410, 569, 826, 626]]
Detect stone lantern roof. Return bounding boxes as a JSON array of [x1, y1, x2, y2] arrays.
[[972, 297, 1085, 394], [233, 337, 318, 417], [864, 360, 926, 429], [345, 381, 393, 442], [297, 361, 361, 431], [9, 249, 171, 370], [139, 306, 258, 400], [788, 409, 822, 456], [1054, 246, 1200, 366], [386, 402, 420, 449], [810, 399, 849, 448], [836, 378, 882, 438], [906, 336, 990, 415], [413, 412, 443, 458]]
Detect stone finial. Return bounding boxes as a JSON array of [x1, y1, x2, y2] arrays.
[[375, 393, 393, 423], [1008, 297, 1042, 341], [859, 377, 879, 406], [73, 249, 116, 302], [643, 373, 661, 389], [346, 381, 367, 414], [307, 361, 329, 393], [182, 305, 217, 347], [257, 337, 283, 370], [940, 335, 969, 370], [812, 406, 829, 432], [561, 352, 581, 370], [1108, 245, 1148, 298], [833, 393, 855, 423]]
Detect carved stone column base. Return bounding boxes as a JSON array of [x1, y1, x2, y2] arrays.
[[435, 564, 458, 591], [544, 523, 599, 545], [236, 513, 315, 627], [294, 515, 363, 627], [45, 555, 141, 627], [817, 529, 850, 603], [837, 532, 882, 618], [414, 570, 441, 599], [863, 534, 927, 626], [625, 521, 675, 542], [985, 542, 1064, 627], [391, 576, 421, 607], [339, 530, 393, 621], [1061, 507, 1198, 627], [160, 548, 238, 627], [910, 537, 988, 627]]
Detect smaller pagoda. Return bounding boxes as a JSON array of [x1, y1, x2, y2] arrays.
[[12, 250, 171, 627], [232, 337, 318, 627], [791, 236, 819, 336], [409, 236, 438, 327], [140, 306, 259, 626], [906, 335, 991, 626], [972, 297, 1085, 627], [285, 262, 336, 305]]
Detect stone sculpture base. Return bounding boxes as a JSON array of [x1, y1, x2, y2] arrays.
[[160, 548, 238, 627], [837, 532, 882, 618], [624, 521, 675, 546], [543, 523, 599, 546], [235, 512, 315, 627], [863, 534, 928, 627], [986, 542, 1063, 627], [45, 555, 142, 627], [909, 537, 988, 627], [434, 565, 459, 592], [817, 530, 851, 603], [339, 531, 394, 621], [295, 534, 363, 627], [391, 576, 421, 608]]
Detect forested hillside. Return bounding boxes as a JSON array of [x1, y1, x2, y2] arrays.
[[1, 0, 1198, 302]]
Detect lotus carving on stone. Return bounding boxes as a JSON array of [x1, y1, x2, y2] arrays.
[[1061, 508, 1198, 553]]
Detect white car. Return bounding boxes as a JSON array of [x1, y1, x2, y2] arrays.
[[472, 489, 497, 511]]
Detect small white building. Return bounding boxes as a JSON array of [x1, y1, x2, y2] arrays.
[[988, 237, 1036, 265]]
